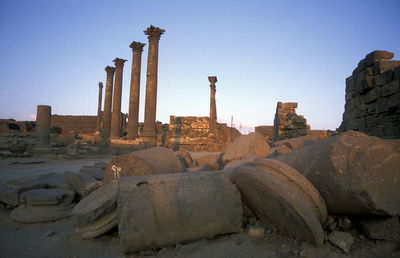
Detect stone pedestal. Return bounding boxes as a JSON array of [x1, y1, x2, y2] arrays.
[[96, 82, 103, 133], [36, 105, 51, 147], [208, 76, 218, 133], [110, 58, 127, 139], [142, 25, 165, 145], [103, 66, 115, 138], [126, 42, 145, 140]]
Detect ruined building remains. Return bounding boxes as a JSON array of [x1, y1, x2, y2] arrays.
[[36, 105, 51, 147], [102, 66, 115, 138], [273, 102, 308, 141], [96, 82, 103, 133], [110, 58, 127, 139], [340, 50, 400, 138]]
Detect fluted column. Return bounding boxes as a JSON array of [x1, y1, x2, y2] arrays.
[[36, 105, 51, 147], [96, 82, 103, 133], [142, 25, 165, 145], [110, 58, 127, 139], [103, 66, 115, 138], [208, 76, 218, 132], [126, 41, 145, 140]]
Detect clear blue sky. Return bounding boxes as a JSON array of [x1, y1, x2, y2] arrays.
[[1, 0, 399, 132]]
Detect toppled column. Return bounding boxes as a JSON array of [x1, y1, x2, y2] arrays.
[[102, 66, 115, 138], [36, 105, 51, 147], [273, 102, 308, 141], [209, 76, 218, 133], [142, 25, 165, 145], [126, 42, 145, 140], [96, 82, 103, 133], [111, 58, 127, 139]]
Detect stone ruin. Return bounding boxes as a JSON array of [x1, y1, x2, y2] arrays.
[[339, 50, 400, 138], [273, 102, 309, 140]]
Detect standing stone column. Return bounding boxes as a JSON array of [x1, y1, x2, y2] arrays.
[[208, 76, 218, 133], [103, 66, 115, 138], [142, 25, 165, 145], [36, 105, 51, 147], [96, 82, 103, 133], [111, 58, 127, 139], [126, 41, 145, 140]]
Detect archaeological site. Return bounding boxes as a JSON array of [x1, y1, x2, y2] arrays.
[[1, 18, 400, 258]]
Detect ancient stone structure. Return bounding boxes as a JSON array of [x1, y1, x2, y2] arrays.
[[255, 125, 274, 139], [142, 25, 165, 145], [339, 50, 400, 138], [103, 66, 115, 138], [273, 102, 308, 141], [51, 115, 97, 134], [111, 58, 127, 139], [36, 105, 51, 147], [96, 82, 103, 133], [126, 42, 145, 140], [209, 76, 218, 133]]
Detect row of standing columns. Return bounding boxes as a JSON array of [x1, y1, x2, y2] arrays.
[[97, 25, 165, 144]]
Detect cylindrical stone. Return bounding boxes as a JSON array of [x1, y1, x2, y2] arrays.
[[96, 82, 103, 132], [142, 26, 165, 145], [36, 105, 51, 147], [118, 171, 243, 253], [208, 76, 218, 133], [126, 42, 145, 140], [103, 66, 115, 138], [110, 58, 127, 139], [103, 146, 184, 183]]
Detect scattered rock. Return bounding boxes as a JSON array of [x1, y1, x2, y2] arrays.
[[186, 164, 212, 172], [277, 130, 400, 216], [274, 135, 326, 151], [118, 171, 242, 253], [328, 231, 354, 253], [355, 216, 400, 241], [63, 171, 103, 198], [76, 209, 117, 239], [189, 151, 223, 170], [79, 165, 105, 180], [269, 145, 292, 157], [223, 156, 258, 174], [247, 225, 265, 239], [44, 230, 54, 237]]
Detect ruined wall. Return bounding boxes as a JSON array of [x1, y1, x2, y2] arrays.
[[273, 102, 308, 141], [51, 115, 98, 134], [340, 50, 400, 138]]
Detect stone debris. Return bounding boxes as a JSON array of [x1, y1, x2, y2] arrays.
[[63, 171, 103, 198], [355, 217, 400, 241], [277, 130, 400, 216], [186, 164, 212, 172], [273, 134, 326, 152], [44, 230, 54, 237], [76, 209, 117, 239], [247, 225, 265, 239], [189, 151, 223, 170], [269, 144, 292, 157], [230, 158, 327, 246], [103, 147, 184, 183], [118, 171, 242, 253], [273, 102, 309, 141], [79, 163, 106, 180], [223, 156, 258, 174], [328, 231, 354, 253], [222, 132, 271, 165], [10, 188, 75, 223]]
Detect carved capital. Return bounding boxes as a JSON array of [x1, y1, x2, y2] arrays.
[[105, 66, 116, 74], [98, 82, 103, 88], [208, 76, 218, 84], [129, 41, 146, 52], [144, 25, 165, 40], [113, 58, 127, 67]]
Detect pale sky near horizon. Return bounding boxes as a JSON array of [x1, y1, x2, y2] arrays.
[[0, 0, 399, 133]]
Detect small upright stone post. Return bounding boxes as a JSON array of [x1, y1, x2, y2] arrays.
[[103, 66, 115, 138], [111, 58, 127, 139], [96, 82, 103, 133], [127, 41, 145, 140], [208, 76, 218, 133], [36, 105, 51, 147], [142, 25, 165, 145]]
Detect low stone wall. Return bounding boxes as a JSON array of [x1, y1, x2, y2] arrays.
[[51, 115, 98, 134], [340, 50, 400, 138]]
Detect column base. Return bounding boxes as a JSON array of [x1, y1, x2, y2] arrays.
[[141, 131, 156, 146], [125, 132, 139, 140]]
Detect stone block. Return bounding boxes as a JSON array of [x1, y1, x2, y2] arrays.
[[189, 151, 223, 170], [366, 115, 379, 128], [384, 123, 400, 138], [277, 131, 400, 216], [356, 217, 400, 241], [328, 231, 354, 253], [388, 91, 400, 108], [394, 66, 400, 79], [376, 98, 389, 113], [382, 81, 400, 97], [373, 60, 400, 75], [76, 210, 117, 239], [361, 87, 381, 104], [365, 50, 394, 67], [63, 171, 103, 198]]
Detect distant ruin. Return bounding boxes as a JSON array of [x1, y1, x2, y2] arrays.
[[273, 102, 308, 141]]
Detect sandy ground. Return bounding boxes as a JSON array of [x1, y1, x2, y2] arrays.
[[0, 157, 399, 258]]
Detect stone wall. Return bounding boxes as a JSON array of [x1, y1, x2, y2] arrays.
[[339, 50, 400, 138], [51, 115, 98, 134], [273, 102, 308, 141]]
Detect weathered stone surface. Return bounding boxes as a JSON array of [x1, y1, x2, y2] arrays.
[[63, 171, 103, 198], [273, 102, 309, 140], [277, 131, 400, 216], [247, 225, 265, 239], [230, 158, 327, 246], [79, 164, 106, 180], [373, 60, 400, 75], [355, 217, 400, 241], [76, 209, 117, 239], [382, 81, 400, 97], [103, 147, 184, 183], [222, 132, 271, 165], [118, 171, 242, 253], [189, 151, 222, 170], [361, 87, 381, 104], [274, 135, 326, 151], [269, 144, 292, 157], [71, 181, 117, 227], [328, 231, 354, 253], [10, 188, 75, 223], [186, 164, 212, 172], [365, 50, 394, 67], [223, 156, 258, 172]]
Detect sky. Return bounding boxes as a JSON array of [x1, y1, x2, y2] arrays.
[[0, 0, 399, 133]]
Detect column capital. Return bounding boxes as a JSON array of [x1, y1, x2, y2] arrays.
[[113, 58, 127, 67], [208, 76, 218, 84], [129, 41, 146, 52], [105, 66, 116, 74], [144, 25, 165, 40], [98, 82, 103, 88]]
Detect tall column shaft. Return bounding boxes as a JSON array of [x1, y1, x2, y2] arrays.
[[127, 42, 145, 140], [96, 82, 103, 132], [143, 25, 165, 145], [103, 66, 115, 138], [110, 58, 127, 139], [208, 76, 218, 132], [36, 105, 51, 147]]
